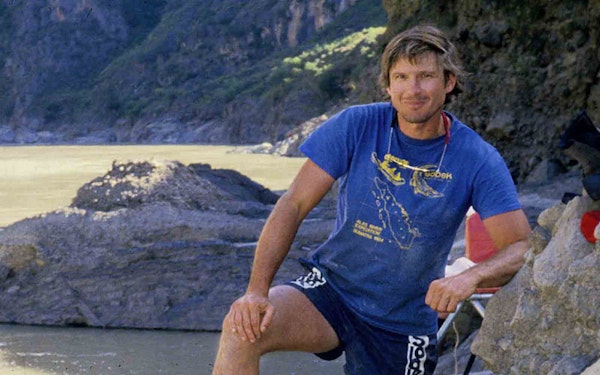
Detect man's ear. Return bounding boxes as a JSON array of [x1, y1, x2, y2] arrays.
[[445, 73, 457, 93]]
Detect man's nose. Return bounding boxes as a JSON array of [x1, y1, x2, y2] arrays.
[[406, 77, 422, 94]]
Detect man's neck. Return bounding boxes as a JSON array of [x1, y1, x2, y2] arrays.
[[398, 112, 446, 140]]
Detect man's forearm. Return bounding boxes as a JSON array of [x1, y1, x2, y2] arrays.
[[244, 159, 335, 296], [465, 238, 529, 289], [246, 193, 304, 295], [468, 209, 532, 288]]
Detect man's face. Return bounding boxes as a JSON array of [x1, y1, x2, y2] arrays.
[[386, 52, 456, 126]]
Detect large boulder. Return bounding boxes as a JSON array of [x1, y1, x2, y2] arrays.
[[472, 192, 600, 374], [0, 160, 334, 330]]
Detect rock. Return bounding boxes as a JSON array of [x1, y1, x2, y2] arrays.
[[72, 160, 230, 212], [582, 359, 600, 375], [233, 142, 275, 155], [473, 21, 509, 48], [0, 160, 335, 330], [188, 163, 280, 208], [485, 112, 515, 140], [537, 203, 566, 232], [14, 127, 38, 144], [471, 194, 600, 374], [525, 159, 568, 184], [129, 118, 188, 144], [270, 114, 329, 157], [0, 126, 16, 143], [528, 226, 551, 255]]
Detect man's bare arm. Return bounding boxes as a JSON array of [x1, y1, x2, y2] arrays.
[[228, 159, 335, 343], [426, 209, 532, 314]]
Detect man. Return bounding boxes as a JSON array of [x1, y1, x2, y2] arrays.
[[212, 25, 531, 375]]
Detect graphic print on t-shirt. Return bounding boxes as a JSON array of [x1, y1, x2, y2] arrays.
[[370, 152, 451, 197], [372, 177, 421, 249], [351, 152, 452, 250]]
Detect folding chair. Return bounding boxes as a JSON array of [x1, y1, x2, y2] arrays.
[[437, 210, 500, 375]]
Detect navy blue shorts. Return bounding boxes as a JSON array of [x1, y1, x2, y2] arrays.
[[287, 266, 438, 375]]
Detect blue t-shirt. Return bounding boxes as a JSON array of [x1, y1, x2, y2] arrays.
[[299, 102, 521, 336]]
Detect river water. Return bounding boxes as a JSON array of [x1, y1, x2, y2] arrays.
[[0, 324, 344, 374], [0, 145, 306, 227], [0, 145, 345, 374]]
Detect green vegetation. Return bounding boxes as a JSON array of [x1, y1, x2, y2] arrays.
[[88, 0, 387, 130], [282, 27, 384, 76], [269, 27, 386, 99]]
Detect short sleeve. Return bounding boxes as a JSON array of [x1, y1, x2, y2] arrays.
[[299, 107, 361, 180], [471, 149, 521, 219]]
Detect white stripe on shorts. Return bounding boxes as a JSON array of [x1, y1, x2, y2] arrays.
[[405, 335, 429, 375]]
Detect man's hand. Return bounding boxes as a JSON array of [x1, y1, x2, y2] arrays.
[[227, 292, 276, 344], [425, 273, 478, 314], [427, 210, 531, 314]]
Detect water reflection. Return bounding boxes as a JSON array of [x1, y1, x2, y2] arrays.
[[0, 325, 344, 374]]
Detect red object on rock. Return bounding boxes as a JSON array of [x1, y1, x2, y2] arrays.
[[465, 212, 498, 263], [580, 211, 600, 243]]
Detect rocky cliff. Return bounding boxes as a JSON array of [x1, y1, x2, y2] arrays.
[[382, 0, 600, 183], [0, 0, 384, 143]]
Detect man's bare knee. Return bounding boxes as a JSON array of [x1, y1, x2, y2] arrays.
[[212, 315, 264, 375], [213, 285, 338, 374]]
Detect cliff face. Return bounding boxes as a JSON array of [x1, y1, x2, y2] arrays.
[[0, 0, 381, 143], [2, 0, 131, 125]]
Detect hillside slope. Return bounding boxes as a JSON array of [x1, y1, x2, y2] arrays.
[[0, 0, 598, 182], [0, 0, 386, 143]]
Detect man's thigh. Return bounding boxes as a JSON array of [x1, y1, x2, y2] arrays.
[[259, 285, 340, 354]]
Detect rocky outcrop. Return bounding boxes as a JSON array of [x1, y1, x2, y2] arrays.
[[0, 160, 335, 330], [234, 113, 331, 157], [471, 192, 600, 374]]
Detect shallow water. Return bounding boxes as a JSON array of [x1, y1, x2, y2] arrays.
[[0, 324, 344, 374]]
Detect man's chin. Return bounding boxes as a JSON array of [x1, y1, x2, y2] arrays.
[[400, 113, 434, 125]]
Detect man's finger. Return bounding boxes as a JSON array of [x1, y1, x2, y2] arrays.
[[424, 281, 441, 309], [437, 291, 463, 313], [241, 309, 257, 343], [249, 305, 261, 341], [446, 298, 460, 313], [230, 309, 239, 333], [260, 304, 276, 333]]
